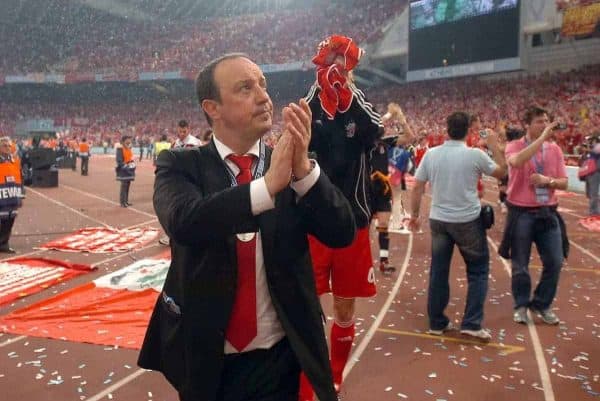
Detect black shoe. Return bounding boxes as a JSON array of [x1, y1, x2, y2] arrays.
[[126, 202, 133, 206], [0, 245, 16, 253], [120, 203, 128, 208]]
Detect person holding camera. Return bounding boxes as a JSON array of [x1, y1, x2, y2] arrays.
[[499, 106, 569, 325], [409, 111, 506, 341]]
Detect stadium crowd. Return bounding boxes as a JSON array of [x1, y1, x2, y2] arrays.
[[0, 0, 406, 75], [2, 65, 598, 157]]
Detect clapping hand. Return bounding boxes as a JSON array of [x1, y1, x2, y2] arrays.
[[283, 99, 313, 180]]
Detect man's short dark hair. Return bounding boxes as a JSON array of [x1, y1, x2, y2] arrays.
[[178, 120, 188, 128], [195, 53, 250, 126], [160, 134, 168, 141], [122, 135, 131, 142], [506, 128, 524, 142], [523, 106, 548, 125], [446, 112, 470, 140]]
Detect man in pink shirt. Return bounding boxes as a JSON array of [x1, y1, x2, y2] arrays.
[[500, 106, 569, 326]]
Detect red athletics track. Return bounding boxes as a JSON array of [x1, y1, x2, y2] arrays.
[[0, 156, 598, 401]]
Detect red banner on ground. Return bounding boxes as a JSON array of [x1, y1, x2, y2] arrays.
[[38, 227, 159, 253], [579, 216, 600, 232], [0, 258, 93, 306], [0, 257, 170, 349]]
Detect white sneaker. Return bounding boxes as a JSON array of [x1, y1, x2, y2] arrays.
[[427, 322, 456, 336], [460, 328, 492, 342], [513, 307, 528, 324]]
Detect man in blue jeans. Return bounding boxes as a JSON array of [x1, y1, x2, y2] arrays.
[[500, 106, 569, 325], [409, 112, 506, 340]]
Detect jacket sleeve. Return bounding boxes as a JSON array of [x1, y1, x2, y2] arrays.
[[153, 150, 255, 247], [115, 148, 124, 168], [297, 170, 356, 248], [349, 84, 384, 149], [305, 83, 326, 156]]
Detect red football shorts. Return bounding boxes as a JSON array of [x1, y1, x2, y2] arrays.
[[308, 227, 376, 298]]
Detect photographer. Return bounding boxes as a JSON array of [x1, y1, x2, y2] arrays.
[[409, 111, 506, 341], [499, 106, 569, 325]]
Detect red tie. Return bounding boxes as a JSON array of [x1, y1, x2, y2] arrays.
[[225, 154, 257, 351]]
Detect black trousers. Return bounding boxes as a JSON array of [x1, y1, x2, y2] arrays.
[[204, 338, 300, 401], [119, 181, 131, 205], [80, 157, 89, 175], [0, 214, 16, 247]]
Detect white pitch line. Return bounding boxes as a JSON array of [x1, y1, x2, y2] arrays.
[[85, 369, 148, 401], [568, 239, 600, 264], [27, 187, 112, 228], [487, 238, 556, 401], [0, 249, 44, 262], [61, 184, 157, 219], [0, 335, 27, 348], [343, 233, 414, 378]]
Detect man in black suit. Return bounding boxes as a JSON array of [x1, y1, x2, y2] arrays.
[[138, 53, 356, 401]]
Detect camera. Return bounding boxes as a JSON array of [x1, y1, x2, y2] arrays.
[[479, 130, 488, 138], [553, 123, 567, 130]]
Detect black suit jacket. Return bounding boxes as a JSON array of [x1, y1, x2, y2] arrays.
[[138, 140, 356, 401]]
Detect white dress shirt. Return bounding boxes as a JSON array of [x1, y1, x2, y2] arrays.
[[174, 134, 202, 149], [212, 136, 320, 354]]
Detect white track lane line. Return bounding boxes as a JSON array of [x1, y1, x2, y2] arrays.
[[487, 238, 556, 401], [343, 233, 414, 378], [568, 239, 600, 264], [61, 184, 157, 219], [27, 187, 113, 228], [0, 249, 44, 262], [0, 335, 27, 348]]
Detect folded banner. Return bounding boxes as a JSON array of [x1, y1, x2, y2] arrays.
[[38, 227, 159, 253], [0, 258, 93, 306], [579, 216, 600, 233], [0, 257, 169, 349]]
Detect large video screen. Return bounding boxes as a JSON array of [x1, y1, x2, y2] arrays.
[[409, 0, 520, 71], [410, 0, 518, 30]]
